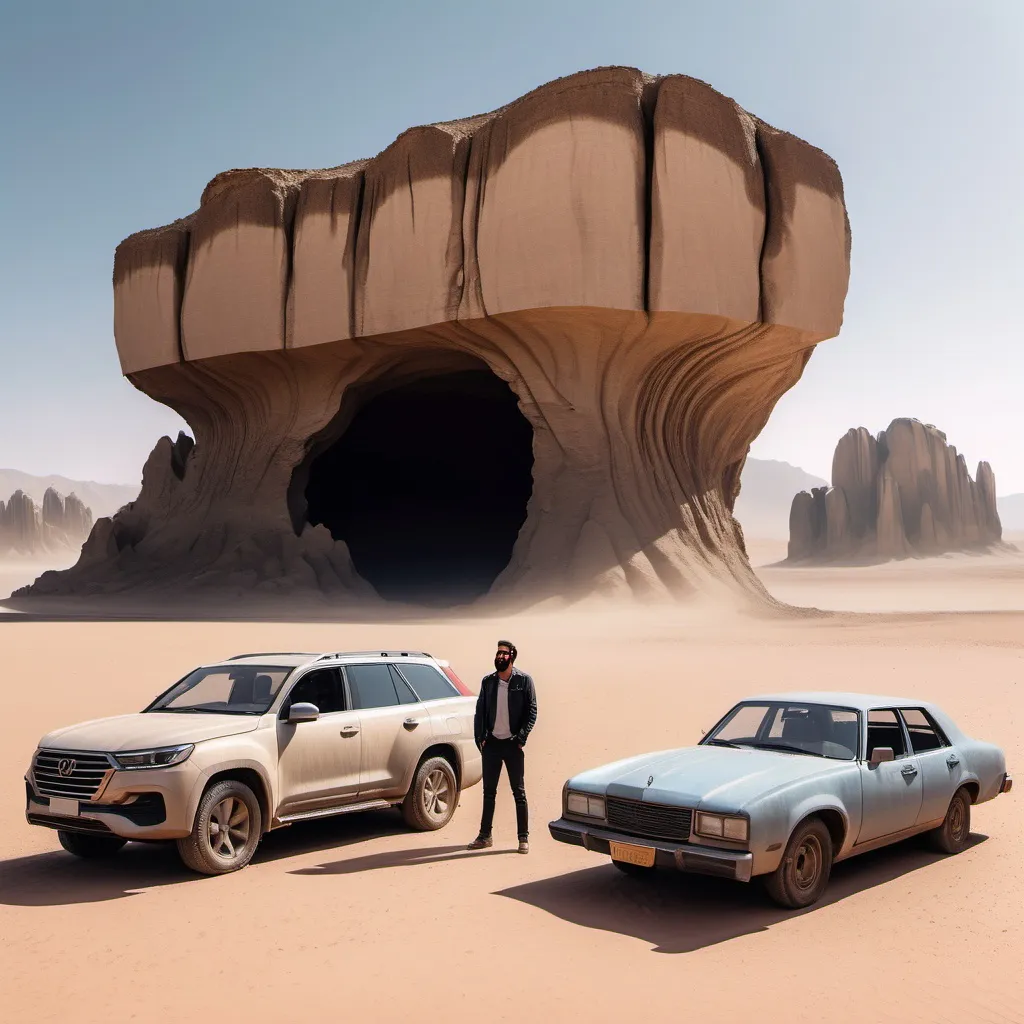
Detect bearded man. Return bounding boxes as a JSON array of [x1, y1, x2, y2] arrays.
[[467, 641, 538, 854]]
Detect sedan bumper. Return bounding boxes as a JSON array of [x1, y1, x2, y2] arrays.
[[1001, 772, 1013, 794], [549, 816, 753, 883]]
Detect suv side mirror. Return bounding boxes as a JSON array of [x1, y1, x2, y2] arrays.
[[287, 702, 320, 724], [869, 746, 895, 766]]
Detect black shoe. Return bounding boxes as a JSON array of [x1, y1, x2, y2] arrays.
[[467, 835, 493, 850]]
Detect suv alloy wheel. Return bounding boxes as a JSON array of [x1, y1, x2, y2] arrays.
[[176, 779, 263, 875]]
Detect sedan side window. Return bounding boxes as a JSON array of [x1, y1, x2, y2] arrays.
[[900, 708, 948, 753], [284, 668, 346, 715], [866, 709, 907, 758]]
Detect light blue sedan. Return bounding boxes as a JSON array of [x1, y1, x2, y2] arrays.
[[548, 691, 1012, 908]]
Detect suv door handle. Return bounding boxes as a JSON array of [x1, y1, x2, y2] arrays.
[[340, 726, 360, 737], [403, 718, 422, 730], [901, 764, 918, 777], [946, 755, 960, 768]]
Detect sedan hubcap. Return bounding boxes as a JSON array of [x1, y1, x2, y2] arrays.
[[423, 769, 451, 818], [208, 797, 250, 860], [949, 798, 966, 841], [793, 835, 822, 891]]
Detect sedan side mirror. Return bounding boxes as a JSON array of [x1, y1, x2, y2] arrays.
[[287, 702, 320, 724], [869, 746, 895, 766]]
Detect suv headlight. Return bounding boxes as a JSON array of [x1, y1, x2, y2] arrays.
[[695, 811, 749, 842], [566, 790, 606, 819], [111, 744, 194, 770]]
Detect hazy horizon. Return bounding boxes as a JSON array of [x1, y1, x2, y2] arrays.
[[1, 2, 1021, 491]]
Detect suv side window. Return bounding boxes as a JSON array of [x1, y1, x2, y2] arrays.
[[899, 708, 949, 753], [394, 663, 458, 701], [866, 709, 907, 758], [347, 664, 416, 710], [283, 668, 346, 715]]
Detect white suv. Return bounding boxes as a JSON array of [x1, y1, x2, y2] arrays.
[[25, 650, 483, 874]]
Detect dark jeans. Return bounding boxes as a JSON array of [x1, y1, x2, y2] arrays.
[[479, 737, 528, 840]]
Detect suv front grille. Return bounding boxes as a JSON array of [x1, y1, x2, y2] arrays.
[[32, 750, 112, 800], [606, 797, 692, 842]]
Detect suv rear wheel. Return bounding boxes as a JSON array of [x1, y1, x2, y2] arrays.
[[402, 756, 458, 831], [58, 831, 127, 859], [176, 779, 263, 875]]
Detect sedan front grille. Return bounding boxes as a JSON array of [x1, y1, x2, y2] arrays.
[[606, 797, 693, 842], [32, 750, 113, 800]]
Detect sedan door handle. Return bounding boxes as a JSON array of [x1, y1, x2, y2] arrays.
[[403, 718, 422, 730], [946, 755, 961, 768], [901, 764, 918, 777], [340, 726, 360, 737]]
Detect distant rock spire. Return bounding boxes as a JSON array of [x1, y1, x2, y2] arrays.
[[787, 418, 1003, 562]]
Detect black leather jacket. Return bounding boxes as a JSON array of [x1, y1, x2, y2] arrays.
[[473, 667, 538, 750]]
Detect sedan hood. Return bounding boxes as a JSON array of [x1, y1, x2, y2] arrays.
[[38, 713, 260, 753], [570, 745, 848, 810]]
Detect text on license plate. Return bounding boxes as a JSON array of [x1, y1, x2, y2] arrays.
[[609, 840, 656, 868]]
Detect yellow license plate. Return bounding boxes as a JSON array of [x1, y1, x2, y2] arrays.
[[609, 841, 656, 868]]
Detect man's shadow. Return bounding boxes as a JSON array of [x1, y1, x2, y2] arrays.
[[493, 833, 988, 954]]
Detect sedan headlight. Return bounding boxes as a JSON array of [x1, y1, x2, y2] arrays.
[[566, 790, 606, 819], [111, 744, 194, 770], [695, 811, 749, 842]]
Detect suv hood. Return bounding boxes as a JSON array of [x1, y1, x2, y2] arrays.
[[571, 744, 848, 810], [38, 713, 260, 753]]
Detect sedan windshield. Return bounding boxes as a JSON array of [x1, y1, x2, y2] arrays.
[[704, 702, 860, 760], [145, 665, 295, 716]]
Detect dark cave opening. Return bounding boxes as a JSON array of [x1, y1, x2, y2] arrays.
[[302, 368, 534, 605]]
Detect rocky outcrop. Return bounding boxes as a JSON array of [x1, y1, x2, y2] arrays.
[[0, 488, 94, 556], [18, 67, 851, 608], [787, 419, 1003, 562]]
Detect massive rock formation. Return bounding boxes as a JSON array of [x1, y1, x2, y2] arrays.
[[19, 67, 851, 608], [0, 488, 93, 556], [787, 419, 1003, 563]]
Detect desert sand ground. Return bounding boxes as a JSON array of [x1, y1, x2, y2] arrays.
[[1, 545, 1022, 1023]]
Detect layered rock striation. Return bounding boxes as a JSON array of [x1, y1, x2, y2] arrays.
[[787, 419, 1003, 563], [21, 67, 851, 607], [1, 488, 93, 557]]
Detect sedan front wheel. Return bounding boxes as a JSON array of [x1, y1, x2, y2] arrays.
[[764, 817, 833, 909]]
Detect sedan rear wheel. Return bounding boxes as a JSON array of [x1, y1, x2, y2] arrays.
[[927, 786, 972, 854], [764, 817, 833, 909], [176, 779, 262, 875]]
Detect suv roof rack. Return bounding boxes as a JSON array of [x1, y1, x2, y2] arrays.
[[317, 650, 432, 661], [226, 652, 318, 661]]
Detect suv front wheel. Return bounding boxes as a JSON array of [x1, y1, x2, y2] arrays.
[[177, 779, 263, 875], [402, 756, 458, 831], [58, 831, 127, 859]]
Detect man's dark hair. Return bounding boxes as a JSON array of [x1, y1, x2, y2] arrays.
[[497, 640, 517, 662]]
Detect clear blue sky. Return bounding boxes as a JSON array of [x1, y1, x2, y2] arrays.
[[1, 1, 1021, 492]]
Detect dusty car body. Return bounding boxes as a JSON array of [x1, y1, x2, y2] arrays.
[[549, 691, 1012, 907], [25, 650, 482, 875]]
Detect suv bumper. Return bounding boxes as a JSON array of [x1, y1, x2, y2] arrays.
[[549, 816, 753, 882], [24, 760, 202, 841]]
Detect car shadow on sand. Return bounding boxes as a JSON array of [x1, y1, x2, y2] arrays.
[[494, 833, 989, 954], [0, 810, 436, 907]]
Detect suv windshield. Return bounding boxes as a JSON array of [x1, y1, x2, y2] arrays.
[[146, 665, 295, 716], [704, 701, 860, 760]]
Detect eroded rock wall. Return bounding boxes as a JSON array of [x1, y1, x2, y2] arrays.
[[787, 419, 1003, 563], [20, 67, 852, 607]]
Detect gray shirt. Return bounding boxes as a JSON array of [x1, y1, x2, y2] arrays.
[[492, 675, 513, 739]]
